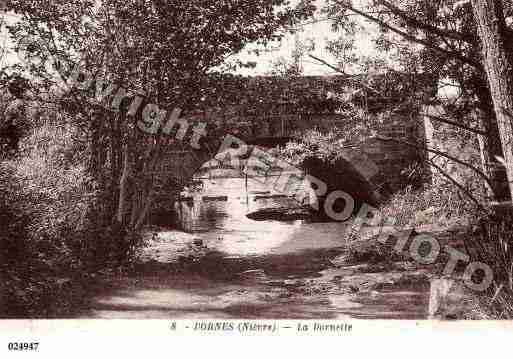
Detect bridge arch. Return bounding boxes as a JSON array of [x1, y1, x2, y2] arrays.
[[150, 127, 423, 225], [148, 74, 434, 222]]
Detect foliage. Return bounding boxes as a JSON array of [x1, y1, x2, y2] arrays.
[[193, 74, 351, 116], [427, 105, 488, 196], [281, 128, 360, 166], [379, 184, 477, 227], [313, 0, 510, 201], [16, 123, 95, 253], [279, 98, 392, 167], [462, 210, 513, 319], [379, 102, 488, 227], [5, 0, 310, 108], [468, 209, 513, 290], [0, 1, 315, 316], [0, 108, 133, 317], [280, 95, 488, 227], [0, 0, 314, 249]]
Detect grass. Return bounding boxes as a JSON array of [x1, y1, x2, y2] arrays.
[[461, 208, 513, 319], [379, 185, 476, 228]]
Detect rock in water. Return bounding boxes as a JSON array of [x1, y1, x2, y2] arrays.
[[246, 207, 312, 221]]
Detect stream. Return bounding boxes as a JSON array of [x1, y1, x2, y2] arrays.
[[80, 174, 431, 319]]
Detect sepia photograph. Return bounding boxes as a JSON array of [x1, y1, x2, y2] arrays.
[[1, 0, 513, 346]]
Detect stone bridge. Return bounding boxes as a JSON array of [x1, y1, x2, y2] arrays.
[[150, 74, 434, 218]]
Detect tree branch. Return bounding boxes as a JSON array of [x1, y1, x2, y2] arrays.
[[378, 0, 476, 45], [335, 1, 484, 70], [308, 54, 385, 97], [421, 112, 487, 135], [428, 158, 488, 213], [376, 136, 495, 192]]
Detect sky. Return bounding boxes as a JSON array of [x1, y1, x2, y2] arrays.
[[0, 1, 458, 99], [0, 0, 382, 78], [230, 0, 457, 99], [233, 19, 378, 76], [233, 0, 381, 76], [0, 0, 457, 99]]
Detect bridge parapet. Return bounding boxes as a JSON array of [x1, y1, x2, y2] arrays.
[[151, 74, 433, 217], [155, 109, 428, 203]]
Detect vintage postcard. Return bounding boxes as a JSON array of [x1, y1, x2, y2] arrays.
[[1, 0, 513, 355]]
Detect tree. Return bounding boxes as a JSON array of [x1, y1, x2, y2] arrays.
[[471, 0, 513, 200], [4, 0, 310, 243], [303, 0, 512, 202]]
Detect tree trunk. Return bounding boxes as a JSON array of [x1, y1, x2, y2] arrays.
[[88, 111, 101, 180], [116, 140, 132, 225], [109, 113, 121, 219], [474, 96, 511, 202], [471, 0, 513, 200], [131, 139, 163, 230], [472, 77, 510, 201]]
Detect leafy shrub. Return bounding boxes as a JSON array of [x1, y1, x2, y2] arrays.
[[460, 210, 513, 319], [379, 184, 479, 227], [468, 210, 513, 290], [0, 119, 135, 317]]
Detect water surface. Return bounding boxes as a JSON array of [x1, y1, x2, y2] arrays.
[[82, 175, 430, 319]]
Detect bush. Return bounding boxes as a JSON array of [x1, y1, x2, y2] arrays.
[[0, 119, 135, 317], [379, 184, 478, 228], [460, 210, 513, 319]]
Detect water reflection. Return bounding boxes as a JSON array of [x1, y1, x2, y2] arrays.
[[85, 174, 430, 320], [172, 176, 350, 257]]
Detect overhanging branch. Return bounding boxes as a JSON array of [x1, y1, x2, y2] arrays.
[[334, 1, 483, 71], [378, 0, 476, 45], [376, 136, 495, 192], [308, 54, 385, 97], [421, 112, 487, 135]]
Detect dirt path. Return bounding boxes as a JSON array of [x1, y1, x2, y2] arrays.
[[78, 231, 432, 319]]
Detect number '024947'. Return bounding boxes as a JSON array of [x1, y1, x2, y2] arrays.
[[8, 342, 39, 351]]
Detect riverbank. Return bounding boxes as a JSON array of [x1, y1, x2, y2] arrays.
[[74, 224, 476, 319], [4, 220, 480, 320]]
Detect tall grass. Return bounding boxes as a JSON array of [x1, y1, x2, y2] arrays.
[[379, 184, 477, 228], [463, 209, 513, 319], [1, 118, 133, 317]]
